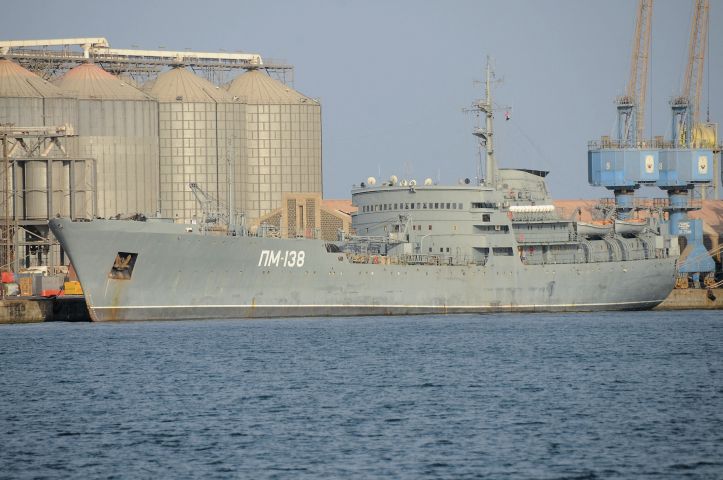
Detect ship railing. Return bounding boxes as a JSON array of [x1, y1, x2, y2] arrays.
[[588, 137, 673, 149], [256, 223, 280, 238], [343, 252, 489, 267], [509, 211, 561, 222], [400, 254, 452, 266], [347, 253, 382, 264], [343, 235, 391, 255], [343, 252, 453, 266], [596, 197, 702, 211], [515, 231, 575, 244], [650, 197, 703, 211]]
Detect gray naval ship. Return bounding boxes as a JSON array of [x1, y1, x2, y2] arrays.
[[49, 65, 678, 321]]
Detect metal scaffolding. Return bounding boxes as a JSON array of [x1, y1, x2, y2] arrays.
[[0, 124, 96, 273]]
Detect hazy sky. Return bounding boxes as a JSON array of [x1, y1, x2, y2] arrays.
[[4, 0, 722, 199]]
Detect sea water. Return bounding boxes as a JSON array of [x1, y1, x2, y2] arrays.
[[1, 311, 721, 479]]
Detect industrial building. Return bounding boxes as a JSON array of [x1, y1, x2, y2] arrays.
[[0, 37, 323, 271], [0, 59, 94, 270], [254, 193, 352, 241], [148, 67, 244, 224], [228, 70, 322, 221], [52, 62, 159, 219]]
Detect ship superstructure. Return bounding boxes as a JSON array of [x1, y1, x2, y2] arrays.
[[350, 168, 671, 270]]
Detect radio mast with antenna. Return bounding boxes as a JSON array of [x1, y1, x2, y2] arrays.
[[465, 57, 508, 187]]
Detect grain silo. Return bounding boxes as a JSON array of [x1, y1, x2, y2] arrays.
[[226, 69, 321, 222], [147, 67, 245, 224], [0, 59, 80, 220], [53, 62, 159, 218]]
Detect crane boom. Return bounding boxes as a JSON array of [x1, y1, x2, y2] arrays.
[[631, 0, 653, 142], [188, 182, 244, 235], [682, 0, 709, 124], [617, 0, 653, 145], [671, 0, 710, 147]]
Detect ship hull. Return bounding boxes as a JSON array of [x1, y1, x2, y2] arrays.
[[50, 219, 677, 322]]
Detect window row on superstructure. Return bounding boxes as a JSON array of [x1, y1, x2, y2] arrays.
[[361, 202, 466, 213]]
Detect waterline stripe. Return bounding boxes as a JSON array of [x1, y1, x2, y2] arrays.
[[93, 299, 665, 310]]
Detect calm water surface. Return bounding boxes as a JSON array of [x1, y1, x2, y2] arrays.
[[1, 311, 722, 479]]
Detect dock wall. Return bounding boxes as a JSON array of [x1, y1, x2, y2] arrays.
[[0, 297, 90, 324], [654, 288, 723, 310]]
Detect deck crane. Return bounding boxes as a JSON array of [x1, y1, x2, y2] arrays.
[[588, 0, 659, 220], [188, 182, 223, 226], [188, 182, 244, 235], [656, 0, 716, 288]]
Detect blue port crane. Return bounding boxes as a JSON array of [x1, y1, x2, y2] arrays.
[[588, 0, 658, 220], [656, 0, 716, 288]]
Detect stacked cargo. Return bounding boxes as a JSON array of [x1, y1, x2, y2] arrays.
[[1, 271, 18, 296]]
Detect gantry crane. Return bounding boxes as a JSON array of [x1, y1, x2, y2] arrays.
[[657, 0, 716, 287], [588, 0, 659, 220]]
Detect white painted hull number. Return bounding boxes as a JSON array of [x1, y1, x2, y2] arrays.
[[258, 250, 306, 267]]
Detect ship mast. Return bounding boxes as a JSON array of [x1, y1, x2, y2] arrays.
[[484, 61, 496, 186], [471, 59, 497, 187]]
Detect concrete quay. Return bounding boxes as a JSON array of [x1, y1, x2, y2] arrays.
[[654, 288, 723, 311], [0, 297, 90, 324]]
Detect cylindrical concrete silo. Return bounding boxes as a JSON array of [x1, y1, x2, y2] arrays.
[[53, 62, 159, 218], [147, 67, 245, 224], [0, 59, 78, 220], [226, 70, 322, 223]]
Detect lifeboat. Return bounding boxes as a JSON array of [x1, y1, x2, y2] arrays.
[[576, 220, 613, 237], [614, 218, 647, 235]]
